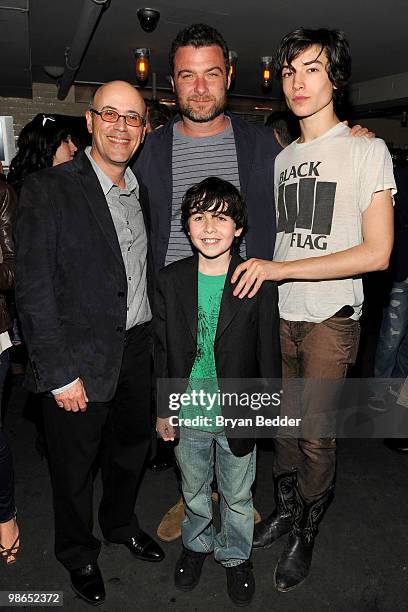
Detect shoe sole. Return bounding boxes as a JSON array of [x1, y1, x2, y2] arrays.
[[175, 569, 204, 592], [228, 594, 255, 607], [156, 531, 181, 543], [127, 551, 165, 562], [174, 580, 200, 592], [252, 541, 275, 550], [253, 530, 290, 550], [70, 583, 105, 606]]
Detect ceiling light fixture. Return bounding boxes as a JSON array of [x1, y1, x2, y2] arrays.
[[228, 51, 238, 83], [261, 56, 273, 90], [135, 48, 150, 82]]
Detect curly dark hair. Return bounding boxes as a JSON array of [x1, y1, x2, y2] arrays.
[[169, 23, 230, 77], [275, 28, 351, 100], [181, 177, 247, 250], [7, 114, 70, 187]]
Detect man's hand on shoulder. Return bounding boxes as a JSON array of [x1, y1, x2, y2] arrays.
[[54, 379, 88, 412], [343, 120, 375, 139], [231, 259, 286, 299]]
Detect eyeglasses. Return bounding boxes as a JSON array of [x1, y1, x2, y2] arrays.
[[90, 108, 146, 127]]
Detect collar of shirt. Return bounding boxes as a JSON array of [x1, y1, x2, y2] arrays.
[[85, 146, 138, 197]]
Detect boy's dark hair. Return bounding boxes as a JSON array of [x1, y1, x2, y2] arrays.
[[169, 23, 230, 77], [181, 177, 247, 249], [275, 28, 351, 99]]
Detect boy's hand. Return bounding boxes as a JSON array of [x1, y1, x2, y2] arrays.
[[156, 416, 176, 441]]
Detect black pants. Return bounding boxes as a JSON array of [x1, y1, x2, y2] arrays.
[[0, 430, 15, 523], [43, 324, 152, 571]]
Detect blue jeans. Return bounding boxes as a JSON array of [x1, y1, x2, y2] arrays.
[[375, 280, 408, 380], [175, 427, 256, 567]]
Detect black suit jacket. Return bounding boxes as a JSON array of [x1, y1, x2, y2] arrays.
[[133, 114, 281, 270], [154, 252, 282, 456], [15, 151, 153, 401]]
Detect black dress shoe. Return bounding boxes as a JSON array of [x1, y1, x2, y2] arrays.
[[70, 564, 105, 605], [124, 531, 165, 562]]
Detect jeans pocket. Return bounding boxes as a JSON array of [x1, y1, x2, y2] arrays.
[[321, 317, 361, 366]]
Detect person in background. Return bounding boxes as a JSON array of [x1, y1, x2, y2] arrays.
[[371, 158, 408, 452], [145, 99, 172, 133], [265, 110, 299, 148], [7, 113, 77, 194], [0, 178, 19, 564], [7, 114, 79, 450], [144, 98, 175, 473]]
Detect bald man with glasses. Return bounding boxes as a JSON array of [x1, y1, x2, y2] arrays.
[[15, 81, 164, 605]]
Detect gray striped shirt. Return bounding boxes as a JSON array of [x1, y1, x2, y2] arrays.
[[165, 119, 244, 265]]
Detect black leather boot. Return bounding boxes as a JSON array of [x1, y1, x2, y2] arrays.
[[274, 484, 334, 592], [253, 472, 296, 549]]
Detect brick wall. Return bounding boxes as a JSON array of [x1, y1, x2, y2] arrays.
[[0, 82, 88, 140]]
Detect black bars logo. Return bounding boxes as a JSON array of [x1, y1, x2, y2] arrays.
[[277, 176, 337, 251]]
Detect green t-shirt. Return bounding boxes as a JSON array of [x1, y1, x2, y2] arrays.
[[179, 271, 226, 432]]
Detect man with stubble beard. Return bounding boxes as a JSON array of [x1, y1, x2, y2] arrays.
[[133, 23, 280, 544]]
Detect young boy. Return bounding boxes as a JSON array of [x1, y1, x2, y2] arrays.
[[231, 28, 396, 591], [155, 176, 281, 606]]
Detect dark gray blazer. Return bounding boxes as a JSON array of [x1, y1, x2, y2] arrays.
[[15, 151, 153, 401], [154, 251, 282, 456]]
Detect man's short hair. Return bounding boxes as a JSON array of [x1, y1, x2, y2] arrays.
[[265, 111, 299, 147], [145, 99, 172, 130], [169, 23, 230, 77], [275, 28, 352, 97], [181, 177, 247, 247]]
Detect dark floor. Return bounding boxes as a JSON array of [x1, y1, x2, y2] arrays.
[[1, 371, 408, 612]]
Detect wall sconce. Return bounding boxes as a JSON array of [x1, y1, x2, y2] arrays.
[[135, 48, 150, 82], [228, 51, 238, 83], [261, 56, 273, 90]]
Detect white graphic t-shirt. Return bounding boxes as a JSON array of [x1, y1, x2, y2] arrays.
[[274, 123, 396, 323]]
